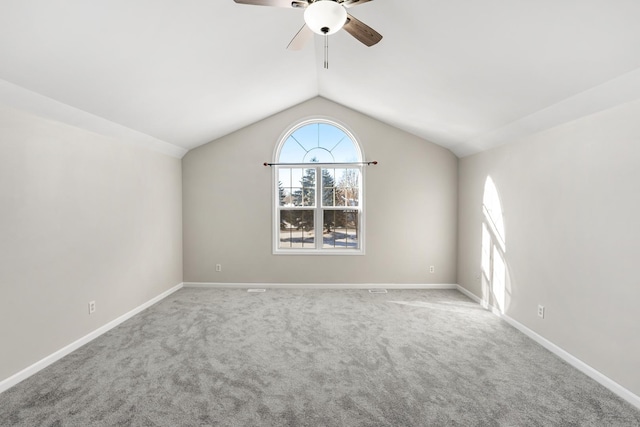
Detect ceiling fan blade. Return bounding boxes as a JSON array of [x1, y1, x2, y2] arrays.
[[233, 0, 308, 8], [343, 13, 382, 47], [287, 24, 314, 50], [340, 0, 373, 8]]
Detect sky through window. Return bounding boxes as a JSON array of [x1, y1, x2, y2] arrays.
[[279, 122, 360, 164]]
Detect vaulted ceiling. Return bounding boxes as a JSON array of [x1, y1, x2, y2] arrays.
[[2, 0, 640, 158]]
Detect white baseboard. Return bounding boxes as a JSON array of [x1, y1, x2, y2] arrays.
[[0, 282, 184, 394], [455, 284, 482, 303], [183, 282, 459, 290], [7, 282, 636, 411], [456, 285, 640, 410]]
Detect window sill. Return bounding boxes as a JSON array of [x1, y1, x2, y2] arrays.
[[273, 249, 365, 256]]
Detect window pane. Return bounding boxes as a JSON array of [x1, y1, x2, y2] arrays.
[[323, 186, 336, 207], [279, 136, 308, 163], [342, 186, 359, 207], [321, 168, 360, 207], [288, 187, 302, 206], [280, 187, 294, 207], [302, 188, 315, 207], [279, 122, 360, 164], [300, 168, 315, 186], [279, 210, 315, 249], [304, 149, 334, 163], [338, 169, 360, 207], [297, 168, 316, 207], [278, 169, 291, 206], [278, 168, 292, 188], [291, 168, 303, 187], [283, 168, 315, 207], [322, 210, 359, 249], [322, 168, 336, 207]]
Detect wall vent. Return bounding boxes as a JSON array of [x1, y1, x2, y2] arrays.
[[368, 289, 388, 294]]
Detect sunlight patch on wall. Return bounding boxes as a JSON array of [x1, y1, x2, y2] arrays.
[[481, 176, 510, 313]]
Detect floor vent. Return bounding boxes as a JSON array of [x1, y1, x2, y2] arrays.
[[247, 289, 266, 293], [368, 289, 388, 294]]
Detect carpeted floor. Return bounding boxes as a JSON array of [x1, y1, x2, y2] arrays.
[[1, 288, 639, 426]]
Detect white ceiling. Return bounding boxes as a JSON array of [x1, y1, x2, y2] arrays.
[[1, 0, 640, 158]]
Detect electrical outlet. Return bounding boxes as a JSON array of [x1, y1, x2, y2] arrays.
[[216, 264, 222, 272], [88, 301, 96, 314], [537, 305, 545, 319], [429, 265, 435, 274]]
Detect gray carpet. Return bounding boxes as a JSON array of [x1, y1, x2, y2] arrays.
[[1, 288, 639, 426]]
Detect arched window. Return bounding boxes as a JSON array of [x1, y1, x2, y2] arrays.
[[273, 119, 364, 254]]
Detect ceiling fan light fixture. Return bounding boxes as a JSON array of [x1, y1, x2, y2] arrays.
[[304, 0, 347, 35]]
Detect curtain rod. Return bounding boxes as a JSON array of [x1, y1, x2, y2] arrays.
[[263, 161, 378, 167]]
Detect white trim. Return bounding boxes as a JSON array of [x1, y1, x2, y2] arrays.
[[456, 284, 482, 303], [8, 281, 636, 410], [272, 248, 366, 256], [184, 282, 458, 290], [501, 313, 640, 410], [455, 285, 640, 410], [0, 283, 184, 394]]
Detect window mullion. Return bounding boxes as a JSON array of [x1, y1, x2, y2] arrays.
[[315, 166, 322, 248]]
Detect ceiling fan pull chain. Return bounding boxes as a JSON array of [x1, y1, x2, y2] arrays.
[[324, 33, 329, 69]]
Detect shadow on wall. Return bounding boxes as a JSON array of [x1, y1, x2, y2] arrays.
[[481, 176, 512, 313]]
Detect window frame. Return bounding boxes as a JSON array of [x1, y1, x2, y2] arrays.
[[272, 118, 366, 256]]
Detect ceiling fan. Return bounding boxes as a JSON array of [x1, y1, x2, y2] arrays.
[[233, 0, 382, 67]]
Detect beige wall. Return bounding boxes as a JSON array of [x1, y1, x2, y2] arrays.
[[2, 90, 638, 399], [0, 105, 183, 383], [183, 97, 458, 284], [457, 99, 640, 396]]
